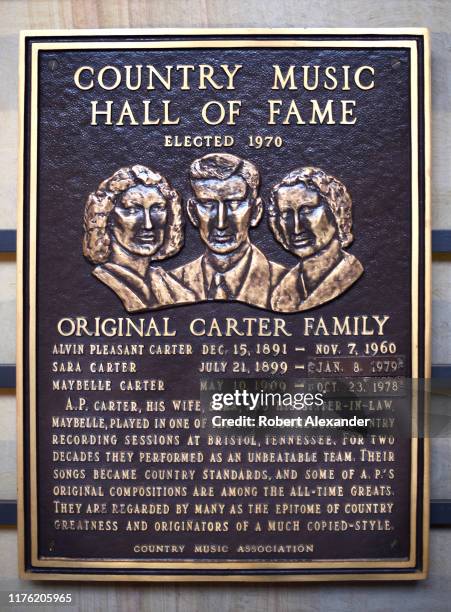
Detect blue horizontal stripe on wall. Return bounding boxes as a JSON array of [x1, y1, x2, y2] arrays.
[[1, 365, 451, 388], [1, 230, 451, 253], [430, 500, 451, 526], [1, 500, 450, 526], [431, 365, 451, 379], [0, 230, 16, 252], [0, 365, 15, 387], [0, 501, 17, 526], [432, 230, 451, 253]]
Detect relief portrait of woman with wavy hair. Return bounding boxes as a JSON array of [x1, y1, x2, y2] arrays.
[[83, 165, 195, 312], [268, 166, 364, 313]]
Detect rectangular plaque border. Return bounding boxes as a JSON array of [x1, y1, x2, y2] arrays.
[[17, 28, 431, 581]]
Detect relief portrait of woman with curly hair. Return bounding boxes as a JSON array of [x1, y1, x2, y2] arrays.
[[268, 167, 364, 313], [83, 165, 195, 312]]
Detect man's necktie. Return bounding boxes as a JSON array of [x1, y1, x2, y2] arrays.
[[212, 272, 229, 300], [298, 269, 307, 301]]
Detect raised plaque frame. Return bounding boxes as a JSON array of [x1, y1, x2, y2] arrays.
[[17, 28, 430, 581]]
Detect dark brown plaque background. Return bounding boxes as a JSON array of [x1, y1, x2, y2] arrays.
[[18, 29, 430, 581]]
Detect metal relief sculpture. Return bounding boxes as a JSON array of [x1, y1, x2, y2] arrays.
[[170, 153, 287, 309], [83, 158, 363, 312], [269, 167, 364, 312], [19, 29, 430, 584], [83, 164, 195, 312]]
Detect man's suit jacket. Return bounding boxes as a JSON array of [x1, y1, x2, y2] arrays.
[[170, 244, 287, 310]]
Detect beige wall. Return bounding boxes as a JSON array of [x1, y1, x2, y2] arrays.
[[1, 1, 451, 610]]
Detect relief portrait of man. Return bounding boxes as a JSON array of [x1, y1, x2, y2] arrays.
[[83, 164, 195, 312], [170, 153, 287, 309], [269, 166, 364, 313]]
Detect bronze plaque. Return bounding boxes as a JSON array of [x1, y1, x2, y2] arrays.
[[18, 28, 430, 581]]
